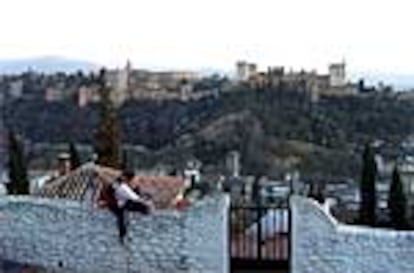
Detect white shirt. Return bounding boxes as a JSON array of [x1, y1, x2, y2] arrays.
[[113, 183, 142, 208]]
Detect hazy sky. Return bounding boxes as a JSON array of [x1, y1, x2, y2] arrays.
[[0, 0, 413, 73]]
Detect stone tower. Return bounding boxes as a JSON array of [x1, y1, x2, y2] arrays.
[[112, 60, 132, 107], [329, 61, 346, 87]]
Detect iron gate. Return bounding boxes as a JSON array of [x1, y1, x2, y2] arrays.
[[230, 203, 290, 271]]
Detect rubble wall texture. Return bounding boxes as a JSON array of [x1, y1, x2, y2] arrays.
[[0, 195, 229, 273], [291, 196, 414, 273]]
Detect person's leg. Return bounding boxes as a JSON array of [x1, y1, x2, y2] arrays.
[[124, 200, 151, 215], [110, 206, 126, 242]]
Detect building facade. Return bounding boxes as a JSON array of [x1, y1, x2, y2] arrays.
[[398, 156, 414, 218], [236, 61, 257, 82], [329, 62, 346, 87], [240, 61, 356, 99]]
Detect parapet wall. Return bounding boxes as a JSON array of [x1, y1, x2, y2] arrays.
[[290, 196, 414, 273], [0, 194, 229, 273]]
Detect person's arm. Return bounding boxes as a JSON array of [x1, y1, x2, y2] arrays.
[[118, 184, 145, 203]]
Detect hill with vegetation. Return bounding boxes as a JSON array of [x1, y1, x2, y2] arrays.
[[4, 88, 414, 178]]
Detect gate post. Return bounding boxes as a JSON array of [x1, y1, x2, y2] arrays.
[[257, 205, 262, 261], [251, 176, 262, 262], [288, 181, 294, 273], [228, 203, 232, 273], [288, 197, 292, 272]]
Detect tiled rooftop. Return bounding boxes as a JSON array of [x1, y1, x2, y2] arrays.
[[34, 163, 185, 209]]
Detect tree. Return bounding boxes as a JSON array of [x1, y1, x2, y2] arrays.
[[388, 166, 407, 229], [251, 177, 261, 204], [357, 79, 365, 92], [69, 142, 81, 170], [94, 69, 121, 168], [359, 143, 377, 226], [121, 149, 129, 170], [308, 182, 325, 204], [7, 132, 29, 194]]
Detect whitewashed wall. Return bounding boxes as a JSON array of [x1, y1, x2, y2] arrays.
[[291, 196, 414, 273], [0, 194, 229, 273]]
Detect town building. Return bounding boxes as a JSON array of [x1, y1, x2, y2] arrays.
[[398, 155, 414, 218], [77, 86, 99, 107], [259, 179, 291, 204], [8, 80, 24, 99], [44, 87, 65, 102]]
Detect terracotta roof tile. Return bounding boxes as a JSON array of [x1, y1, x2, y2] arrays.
[[34, 163, 185, 209], [130, 176, 185, 209]]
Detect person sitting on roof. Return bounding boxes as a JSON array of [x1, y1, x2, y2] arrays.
[[130, 183, 153, 202], [110, 170, 154, 243]]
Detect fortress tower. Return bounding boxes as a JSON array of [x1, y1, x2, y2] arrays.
[[329, 61, 346, 87]]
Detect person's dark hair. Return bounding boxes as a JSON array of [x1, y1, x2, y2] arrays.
[[121, 169, 135, 181]]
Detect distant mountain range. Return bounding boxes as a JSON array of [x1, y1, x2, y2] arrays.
[[0, 56, 226, 76], [0, 56, 98, 74]]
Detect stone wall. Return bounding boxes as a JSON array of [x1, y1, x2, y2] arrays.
[[0, 194, 229, 273], [291, 196, 414, 273]]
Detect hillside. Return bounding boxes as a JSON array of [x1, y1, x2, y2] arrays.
[[156, 109, 359, 178], [4, 89, 414, 178]]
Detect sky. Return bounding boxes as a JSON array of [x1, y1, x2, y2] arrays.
[[0, 0, 413, 74]]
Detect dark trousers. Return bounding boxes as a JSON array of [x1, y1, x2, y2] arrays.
[[111, 200, 150, 241]]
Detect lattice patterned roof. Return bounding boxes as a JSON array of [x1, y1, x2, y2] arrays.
[[34, 163, 185, 209]]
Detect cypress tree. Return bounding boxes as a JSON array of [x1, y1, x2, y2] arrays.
[[121, 149, 128, 170], [94, 69, 121, 168], [359, 143, 377, 226], [308, 182, 325, 204], [7, 132, 29, 195], [69, 142, 81, 170], [388, 166, 407, 229]]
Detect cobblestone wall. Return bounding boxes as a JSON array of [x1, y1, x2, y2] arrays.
[[291, 196, 414, 273], [0, 194, 229, 273]]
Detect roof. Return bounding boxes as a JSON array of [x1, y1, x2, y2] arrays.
[[34, 163, 185, 209]]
